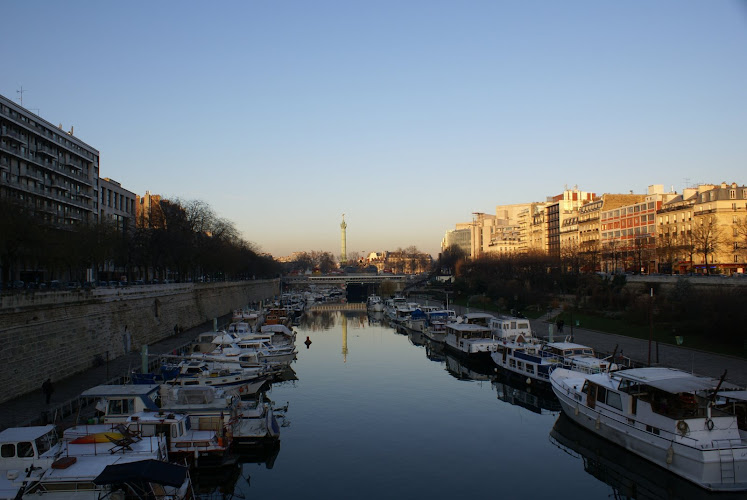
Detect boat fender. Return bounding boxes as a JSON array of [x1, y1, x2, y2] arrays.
[[666, 446, 674, 464], [676, 420, 689, 435], [595, 416, 601, 430], [706, 418, 714, 431], [574, 405, 579, 416]]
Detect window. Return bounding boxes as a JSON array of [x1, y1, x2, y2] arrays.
[[17, 442, 33, 457], [736, 255, 740, 263], [731, 190, 736, 199], [1, 443, 15, 457], [606, 391, 623, 410]]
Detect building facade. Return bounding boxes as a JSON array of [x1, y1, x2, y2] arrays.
[[600, 185, 677, 273], [99, 177, 136, 233], [0, 94, 100, 226]]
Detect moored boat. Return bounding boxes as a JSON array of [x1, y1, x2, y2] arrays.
[[443, 322, 502, 362], [550, 366, 747, 491]]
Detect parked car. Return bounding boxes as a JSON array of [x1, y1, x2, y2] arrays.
[[66, 281, 81, 290], [48, 280, 61, 290], [134, 280, 145, 286]]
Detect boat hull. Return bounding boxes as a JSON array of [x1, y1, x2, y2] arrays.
[[551, 372, 747, 491]]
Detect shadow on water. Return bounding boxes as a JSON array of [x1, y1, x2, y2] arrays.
[[193, 441, 282, 500], [550, 412, 745, 500]]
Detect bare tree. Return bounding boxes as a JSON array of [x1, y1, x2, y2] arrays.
[[692, 215, 724, 274], [656, 232, 678, 274], [736, 216, 747, 262]]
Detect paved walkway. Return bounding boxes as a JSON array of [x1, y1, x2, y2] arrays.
[[453, 304, 747, 387], [0, 316, 229, 432]]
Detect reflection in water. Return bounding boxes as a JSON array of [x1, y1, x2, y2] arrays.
[[444, 350, 494, 381], [368, 311, 384, 325], [299, 310, 369, 331], [194, 441, 282, 500], [342, 314, 348, 362], [550, 413, 745, 500], [492, 373, 561, 415], [407, 329, 426, 347], [425, 339, 446, 363]]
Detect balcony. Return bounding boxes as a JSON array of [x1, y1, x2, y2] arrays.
[[1, 128, 26, 144], [35, 145, 57, 158]]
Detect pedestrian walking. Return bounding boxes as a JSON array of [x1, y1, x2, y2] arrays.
[[42, 378, 53, 404]]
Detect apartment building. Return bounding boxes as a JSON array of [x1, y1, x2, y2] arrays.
[[546, 188, 596, 258], [578, 193, 647, 271], [692, 182, 747, 274], [600, 185, 677, 273], [0, 94, 99, 226]]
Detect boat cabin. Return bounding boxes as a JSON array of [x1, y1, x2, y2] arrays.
[[81, 384, 161, 424], [489, 316, 532, 341], [0, 425, 61, 477], [458, 312, 496, 327], [544, 342, 610, 374]]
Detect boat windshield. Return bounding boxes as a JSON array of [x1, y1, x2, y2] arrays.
[[35, 430, 59, 454]]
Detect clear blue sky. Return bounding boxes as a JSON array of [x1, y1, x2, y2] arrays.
[[3, 1, 746, 258]]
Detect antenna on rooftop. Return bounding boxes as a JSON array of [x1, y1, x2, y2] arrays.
[[16, 86, 26, 106]]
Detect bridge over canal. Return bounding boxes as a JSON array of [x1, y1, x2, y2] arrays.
[[282, 274, 411, 301]]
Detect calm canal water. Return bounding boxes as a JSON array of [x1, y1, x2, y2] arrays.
[[202, 310, 737, 500]]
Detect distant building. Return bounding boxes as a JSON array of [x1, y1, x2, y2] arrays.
[[545, 188, 596, 258], [99, 177, 135, 234], [136, 191, 165, 229], [441, 226, 471, 255]]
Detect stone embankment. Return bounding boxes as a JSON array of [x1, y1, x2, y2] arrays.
[[0, 280, 279, 404]]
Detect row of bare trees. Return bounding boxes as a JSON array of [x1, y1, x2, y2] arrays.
[[0, 197, 281, 284], [562, 215, 747, 275]]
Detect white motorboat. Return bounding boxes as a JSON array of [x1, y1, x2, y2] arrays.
[[491, 336, 561, 384], [231, 392, 283, 448], [366, 294, 384, 312], [422, 309, 456, 343], [384, 296, 408, 321], [22, 425, 190, 500], [166, 359, 271, 394], [550, 366, 747, 491], [542, 341, 616, 374], [0, 425, 62, 500], [443, 322, 502, 362]]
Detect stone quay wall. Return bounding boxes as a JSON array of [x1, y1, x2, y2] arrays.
[[0, 280, 279, 404]]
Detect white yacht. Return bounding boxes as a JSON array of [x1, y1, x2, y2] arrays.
[[422, 309, 456, 343], [366, 294, 384, 312], [550, 366, 747, 491], [443, 322, 502, 362]]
